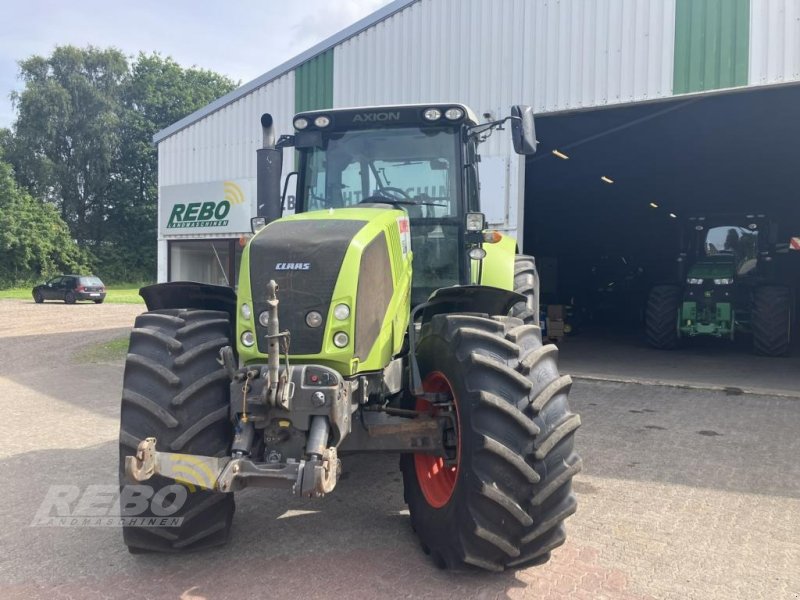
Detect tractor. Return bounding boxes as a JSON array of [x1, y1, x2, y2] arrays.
[[120, 104, 581, 571], [645, 213, 793, 356]]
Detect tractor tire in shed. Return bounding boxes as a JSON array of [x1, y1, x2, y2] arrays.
[[752, 286, 792, 356], [401, 314, 582, 571], [645, 285, 681, 350], [118, 308, 235, 552]]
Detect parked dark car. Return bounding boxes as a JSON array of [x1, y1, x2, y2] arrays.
[[32, 275, 106, 304]]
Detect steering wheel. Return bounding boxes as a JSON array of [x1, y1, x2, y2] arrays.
[[359, 186, 412, 203]]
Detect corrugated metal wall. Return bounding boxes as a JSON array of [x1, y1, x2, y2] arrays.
[[295, 50, 334, 112], [158, 72, 294, 188], [750, 0, 800, 85], [673, 0, 750, 94], [334, 0, 677, 145]]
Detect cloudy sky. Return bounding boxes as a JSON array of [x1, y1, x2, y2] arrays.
[[0, 0, 393, 128]]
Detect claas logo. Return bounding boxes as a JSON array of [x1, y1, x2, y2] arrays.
[[167, 181, 244, 229]]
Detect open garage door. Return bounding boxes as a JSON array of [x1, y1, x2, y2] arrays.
[[523, 83, 800, 393]]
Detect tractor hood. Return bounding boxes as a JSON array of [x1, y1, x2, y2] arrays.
[[686, 255, 736, 280]]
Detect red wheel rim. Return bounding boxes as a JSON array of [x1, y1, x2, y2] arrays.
[[414, 371, 460, 508]]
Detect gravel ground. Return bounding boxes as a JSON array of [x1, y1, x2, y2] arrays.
[[0, 298, 798, 600]]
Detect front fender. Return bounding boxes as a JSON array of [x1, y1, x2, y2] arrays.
[[139, 281, 237, 324]]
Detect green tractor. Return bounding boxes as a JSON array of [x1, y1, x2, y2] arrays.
[[120, 104, 581, 571], [645, 214, 793, 356]]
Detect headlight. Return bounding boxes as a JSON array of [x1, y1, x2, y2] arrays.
[[259, 311, 270, 327], [294, 117, 309, 130], [333, 332, 349, 348], [444, 107, 464, 120], [686, 278, 704, 285], [714, 278, 734, 285], [333, 303, 350, 320], [240, 303, 251, 320], [423, 108, 442, 121], [306, 311, 323, 328], [313, 115, 330, 127], [468, 247, 487, 260], [240, 331, 255, 347]]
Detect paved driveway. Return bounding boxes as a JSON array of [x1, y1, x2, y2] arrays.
[[0, 299, 798, 599]]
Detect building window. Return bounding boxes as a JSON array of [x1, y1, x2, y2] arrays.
[[168, 239, 241, 287]]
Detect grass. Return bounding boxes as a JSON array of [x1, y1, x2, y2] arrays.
[[74, 335, 130, 364], [0, 283, 149, 304]]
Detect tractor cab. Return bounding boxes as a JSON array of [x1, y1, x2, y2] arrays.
[[257, 103, 536, 306], [681, 214, 776, 284]]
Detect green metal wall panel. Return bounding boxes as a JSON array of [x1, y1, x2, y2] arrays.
[[673, 0, 750, 94], [295, 50, 334, 114]]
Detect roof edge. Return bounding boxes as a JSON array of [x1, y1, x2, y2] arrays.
[[153, 0, 419, 145]]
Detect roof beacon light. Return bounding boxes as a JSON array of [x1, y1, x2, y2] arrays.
[[444, 107, 464, 120], [294, 117, 309, 130], [314, 115, 330, 127], [423, 108, 442, 121]]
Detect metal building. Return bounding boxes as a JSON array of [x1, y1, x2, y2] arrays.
[[154, 0, 800, 286]]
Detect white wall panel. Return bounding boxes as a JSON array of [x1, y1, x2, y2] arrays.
[[334, 0, 676, 124], [157, 71, 294, 188], [750, 0, 800, 85]]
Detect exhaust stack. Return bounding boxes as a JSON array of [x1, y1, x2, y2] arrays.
[[256, 112, 283, 222]]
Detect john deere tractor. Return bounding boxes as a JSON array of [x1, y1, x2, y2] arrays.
[[120, 104, 581, 571], [645, 214, 793, 356]]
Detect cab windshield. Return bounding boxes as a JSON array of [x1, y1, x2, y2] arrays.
[[705, 225, 759, 276], [299, 126, 463, 304]]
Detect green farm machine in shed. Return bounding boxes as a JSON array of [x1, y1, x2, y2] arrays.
[[119, 104, 581, 571], [645, 214, 794, 356]]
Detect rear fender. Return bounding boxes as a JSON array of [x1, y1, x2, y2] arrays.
[[478, 233, 517, 290]]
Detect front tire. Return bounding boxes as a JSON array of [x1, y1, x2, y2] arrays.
[[752, 286, 792, 356], [119, 309, 235, 552], [33, 291, 43, 304], [401, 314, 581, 571], [645, 285, 681, 349]]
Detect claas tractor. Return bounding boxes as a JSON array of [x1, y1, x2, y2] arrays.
[[645, 213, 794, 356], [120, 104, 581, 571]]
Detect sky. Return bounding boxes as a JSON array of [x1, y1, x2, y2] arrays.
[[0, 0, 393, 128]]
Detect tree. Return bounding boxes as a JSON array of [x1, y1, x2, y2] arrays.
[[3, 47, 237, 282], [102, 53, 237, 281], [0, 158, 89, 286]]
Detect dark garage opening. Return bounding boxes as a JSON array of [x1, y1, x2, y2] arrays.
[[522, 83, 800, 393]]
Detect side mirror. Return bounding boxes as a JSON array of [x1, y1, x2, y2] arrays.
[[510, 105, 537, 155]]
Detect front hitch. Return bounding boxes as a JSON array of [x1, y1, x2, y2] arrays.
[[124, 437, 341, 497]]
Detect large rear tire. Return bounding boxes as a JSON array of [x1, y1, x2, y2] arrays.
[[509, 255, 538, 325], [752, 286, 792, 356], [645, 285, 681, 349], [401, 314, 581, 571], [119, 308, 235, 552]]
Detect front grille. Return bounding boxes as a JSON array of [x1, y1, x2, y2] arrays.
[[249, 219, 366, 355]]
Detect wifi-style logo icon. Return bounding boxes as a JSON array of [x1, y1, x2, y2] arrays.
[[163, 454, 219, 492], [223, 181, 245, 205]]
